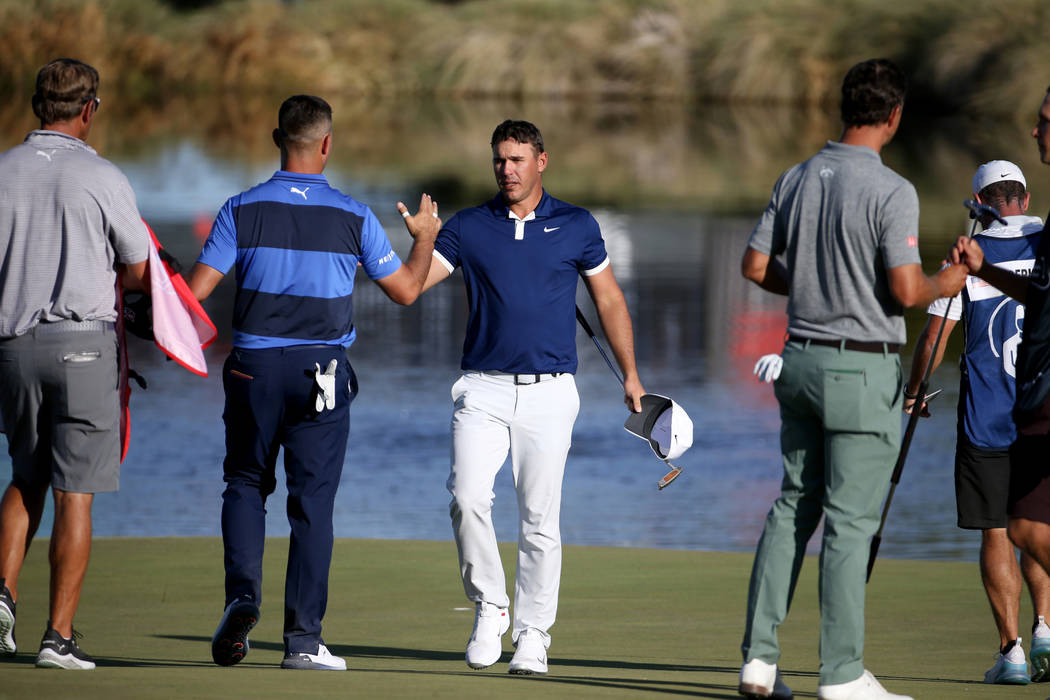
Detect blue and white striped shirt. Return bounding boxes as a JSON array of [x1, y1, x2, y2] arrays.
[[197, 171, 401, 349]]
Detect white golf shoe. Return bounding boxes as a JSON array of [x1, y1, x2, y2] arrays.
[[817, 670, 913, 700], [1032, 618, 1050, 681], [984, 637, 1029, 684], [465, 601, 509, 669], [508, 627, 548, 675], [280, 643, 347, 670], [738, 657, 793, 698]]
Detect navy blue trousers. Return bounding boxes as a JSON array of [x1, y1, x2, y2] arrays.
[[220, 345, 355, 655]]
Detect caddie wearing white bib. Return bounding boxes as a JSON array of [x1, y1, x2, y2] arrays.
[[418, 120, 645, 675]]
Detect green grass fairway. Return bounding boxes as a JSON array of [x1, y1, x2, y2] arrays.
[[0, 538, 1041, 698]]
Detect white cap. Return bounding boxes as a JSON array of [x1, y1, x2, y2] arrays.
[[624, 394, 694, 462], [972, 160, 1026, 194]]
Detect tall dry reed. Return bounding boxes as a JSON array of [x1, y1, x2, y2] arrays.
[[2, 0, 1049, 117]]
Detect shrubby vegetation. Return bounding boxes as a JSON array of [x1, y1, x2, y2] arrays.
[[1, 0, 1048, 116]]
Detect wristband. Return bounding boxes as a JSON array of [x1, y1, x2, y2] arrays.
[[903, 390, 919, 400]]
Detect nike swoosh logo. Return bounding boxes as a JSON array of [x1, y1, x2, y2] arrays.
[[1001, 172, 1011, 178], [544, 226, 560, 232]]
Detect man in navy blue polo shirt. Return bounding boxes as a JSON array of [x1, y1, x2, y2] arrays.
[[186, 95, 440, 670], [418, 119, 645, 675]]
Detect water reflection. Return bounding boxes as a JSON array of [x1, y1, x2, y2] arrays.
[[0, 96, 1016, 561]]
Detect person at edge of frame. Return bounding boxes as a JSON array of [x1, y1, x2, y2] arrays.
[[905, 160, 1050, 686], [405, 119, 645, 676], [0, 58, 151, 670], [185, 94, 441, 671], [738, 58, 968, 700], [953, 84, 1050, 688]]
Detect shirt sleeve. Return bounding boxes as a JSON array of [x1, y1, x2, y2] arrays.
[[879, 182, 923, 269], [196, 198, 238, 274], [106, 173, 150, 265], [358, 208, 402, 280], [926, 293, 962, 320], [578, 213, 609, 276], [433, 214, 461, 273], [748, 170, 789, 257]]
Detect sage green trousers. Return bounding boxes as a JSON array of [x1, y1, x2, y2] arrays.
[[741, 339, 901, 686]]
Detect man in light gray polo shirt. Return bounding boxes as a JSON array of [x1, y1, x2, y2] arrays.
[[0, 58, 150, 670], [737, 59, 968, 700]]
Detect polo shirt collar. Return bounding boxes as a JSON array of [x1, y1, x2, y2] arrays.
[[26, 130, 95, 155], [487, 190, 553, 220], [271, 170, 328, 184]]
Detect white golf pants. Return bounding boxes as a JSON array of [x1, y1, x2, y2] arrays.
[[447, 371, 580, 642]]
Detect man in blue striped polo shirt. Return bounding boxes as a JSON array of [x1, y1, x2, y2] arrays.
[[417, 120, 645, 675], [186, 95, 440, 671]]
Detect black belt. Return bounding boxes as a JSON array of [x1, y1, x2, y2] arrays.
[[788, 335, 900, 354]]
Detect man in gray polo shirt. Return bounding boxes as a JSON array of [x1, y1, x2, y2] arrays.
[[737, 59, 967, 700], [0, 58, 150, 670]]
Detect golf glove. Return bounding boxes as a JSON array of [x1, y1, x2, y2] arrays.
[[314, 359, 337, 412], [753, 354, 783, 383]]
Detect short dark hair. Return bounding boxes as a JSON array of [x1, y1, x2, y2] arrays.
[[490, 119, 544, 154], [979, 180, 1026, 210], [31, 58, 99, 125], [277, 95, 332, 147], [840, 58, 907, 127]]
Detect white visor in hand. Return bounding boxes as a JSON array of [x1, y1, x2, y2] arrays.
[[623, 394, 693, 461]]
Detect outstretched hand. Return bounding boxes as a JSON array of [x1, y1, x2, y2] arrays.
[[936, 261, 969, 298], [396, 193, 441, 241], [950, 235, 985, 275]]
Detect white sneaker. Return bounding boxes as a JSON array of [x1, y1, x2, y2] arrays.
[[984, 637, 1029, 684], [280, 643, 347, 670], [739, 658, 793, 698], [508, 627, 548, 675], [1032, 618, 1050, 681], [465, 601, 509, 669], [817, 670, 913, 700]]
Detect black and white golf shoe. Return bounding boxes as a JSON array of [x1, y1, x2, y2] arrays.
[[35, 626, 95, 670]]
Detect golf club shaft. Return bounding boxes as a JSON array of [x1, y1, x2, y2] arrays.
[[866, 211, 985, 581], [575, 305, 624, 386]]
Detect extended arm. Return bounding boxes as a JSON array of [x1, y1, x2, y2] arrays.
[[583, 266, 645, 412], [374, 194, 442, 305], [952, 236, 1029, 303], [903, 313, 957, 415], [741, 247, 789, 295], [187, 262, 225, 302], [887, 262, 968, 309]]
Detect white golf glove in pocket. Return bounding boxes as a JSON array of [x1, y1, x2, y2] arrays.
[[753, 354, 783, 383], [314, 359, 338, 412]]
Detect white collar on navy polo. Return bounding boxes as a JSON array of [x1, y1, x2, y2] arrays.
[[508, 209, 536, 240]]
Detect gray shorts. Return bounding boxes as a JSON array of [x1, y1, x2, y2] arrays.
[[0, 322, 120, 493]]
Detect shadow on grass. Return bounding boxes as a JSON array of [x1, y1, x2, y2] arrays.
[[143, 636, 987, 691], [1, 651, 216, 669]]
